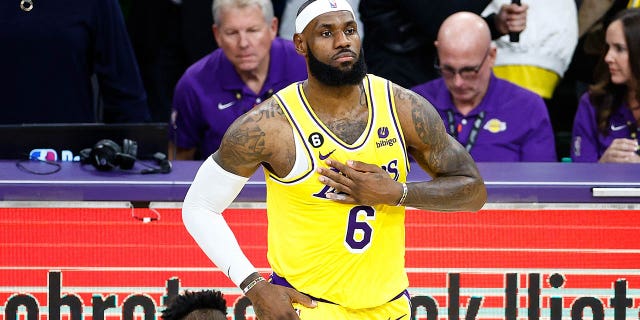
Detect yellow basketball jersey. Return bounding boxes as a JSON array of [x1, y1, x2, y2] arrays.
[[265, 75, 410, 309]]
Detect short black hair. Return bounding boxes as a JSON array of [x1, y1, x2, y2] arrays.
[[161, 290, 227, 320]]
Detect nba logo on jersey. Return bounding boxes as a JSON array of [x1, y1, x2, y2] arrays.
[[328, 0, 337, 8]]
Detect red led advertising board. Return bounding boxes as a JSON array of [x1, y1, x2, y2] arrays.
[[1, 207, 639, 320]]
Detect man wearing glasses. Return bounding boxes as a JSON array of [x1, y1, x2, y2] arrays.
[[412, 11, 557, 162]]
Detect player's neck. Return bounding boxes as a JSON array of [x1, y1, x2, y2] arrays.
[[303, 78, 363, 110]]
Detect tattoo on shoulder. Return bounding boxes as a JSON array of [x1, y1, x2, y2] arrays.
[[394, 88, 440, 144], [394, 86, 456, 170], [219, 102, 278, 165], [254, 99, 285, 121]]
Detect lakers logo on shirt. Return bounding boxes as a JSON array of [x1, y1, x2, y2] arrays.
[[483, 118, 507, 133], [573, 136, 582, 157]]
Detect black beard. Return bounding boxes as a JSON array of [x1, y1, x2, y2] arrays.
[[307, 47, 367, 86]]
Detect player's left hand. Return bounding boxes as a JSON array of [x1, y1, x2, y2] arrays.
[[317, 159, 404, 206]]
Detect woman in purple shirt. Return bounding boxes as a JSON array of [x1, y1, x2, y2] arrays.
[[571, 8, 640, 162]]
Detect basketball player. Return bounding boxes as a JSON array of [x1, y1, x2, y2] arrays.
[[181, 0, 487, 319]]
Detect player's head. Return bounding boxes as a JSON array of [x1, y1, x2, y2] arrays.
[[294, 0, 354, 34], [161, 290, 227, 320], [293, 0, 366, 86]]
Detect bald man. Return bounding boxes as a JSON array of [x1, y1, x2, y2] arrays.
[[411, 11, 557, 162]]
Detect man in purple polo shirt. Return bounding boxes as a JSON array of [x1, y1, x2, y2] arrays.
[[169, 0, 307, 160], [411, 11, 556, 162]]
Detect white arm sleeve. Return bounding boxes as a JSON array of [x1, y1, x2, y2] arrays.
[[182, 157, 255, 287]]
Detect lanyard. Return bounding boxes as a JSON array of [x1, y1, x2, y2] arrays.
[[446, 110, 486, 152]]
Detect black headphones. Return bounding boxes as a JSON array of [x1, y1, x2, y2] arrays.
[[80, 139, 171, 174], [140, 152, 172, 174]]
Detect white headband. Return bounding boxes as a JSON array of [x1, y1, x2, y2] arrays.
[[295, 0, 355, 34]]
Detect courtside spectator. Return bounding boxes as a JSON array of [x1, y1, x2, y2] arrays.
[[571, 8, 640, 162], [169, 0, 307, 160], [412, 12, 557, 162], [359, 0, 527, 89]]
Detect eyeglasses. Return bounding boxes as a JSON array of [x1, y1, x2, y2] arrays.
[[434, 48, 490, 80]]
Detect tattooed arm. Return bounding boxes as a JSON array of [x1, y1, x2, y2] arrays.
[[213, 98, 296, 178], [315, 84, 485, 211], [394, 84, 487, 212], [183, 98, 315, 320]]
